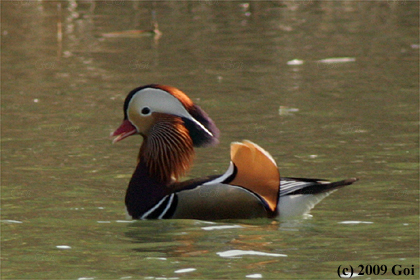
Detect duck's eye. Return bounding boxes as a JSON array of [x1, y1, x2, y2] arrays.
[[141, 107, 151, 116]]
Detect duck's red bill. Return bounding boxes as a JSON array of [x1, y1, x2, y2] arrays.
[[111, 120, 137, 144]]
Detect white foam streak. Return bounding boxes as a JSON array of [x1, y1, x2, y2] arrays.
[[217, 250, 287, 258], [202, 225, 243, 231]]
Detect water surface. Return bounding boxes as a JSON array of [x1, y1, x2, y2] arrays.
[[2, 1, 418, 279]]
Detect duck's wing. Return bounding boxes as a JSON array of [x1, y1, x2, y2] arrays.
[[227, 140, 280, 212], [168, 140, 281, 219]]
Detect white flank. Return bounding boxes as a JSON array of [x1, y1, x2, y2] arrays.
[[278, 192, 332, 218]]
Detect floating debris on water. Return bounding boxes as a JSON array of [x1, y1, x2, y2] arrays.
[[102, 29, 162, 38], [174, 268, 196, 273], [246, 274, 263, 278], [217, 250, 287, 258], [287, 59, 304, 65], [317, 57, 356, 64], [279, 106, 299, 116], [56, 245, 71, 249], [338, 221, 373, 225], [1, 220, 23, 224]]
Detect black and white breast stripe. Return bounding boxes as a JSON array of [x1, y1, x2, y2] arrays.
[[138, 166, 235, 220], [140, 193, 178, 219]]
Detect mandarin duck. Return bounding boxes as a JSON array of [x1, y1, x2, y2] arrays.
[[111, 84, 358, 220]]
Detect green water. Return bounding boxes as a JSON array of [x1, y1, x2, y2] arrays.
[[2, 1, 418, 279]]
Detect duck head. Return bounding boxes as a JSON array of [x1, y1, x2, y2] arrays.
[[111, 84, 219, 183]]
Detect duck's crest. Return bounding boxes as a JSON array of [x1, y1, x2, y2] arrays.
[[153, 84, 220, 147], [152, 84, 195, 110]]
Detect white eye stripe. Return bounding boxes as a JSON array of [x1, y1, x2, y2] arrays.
[[129, 88, 187, 118], [128, 88, 214, 138]]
